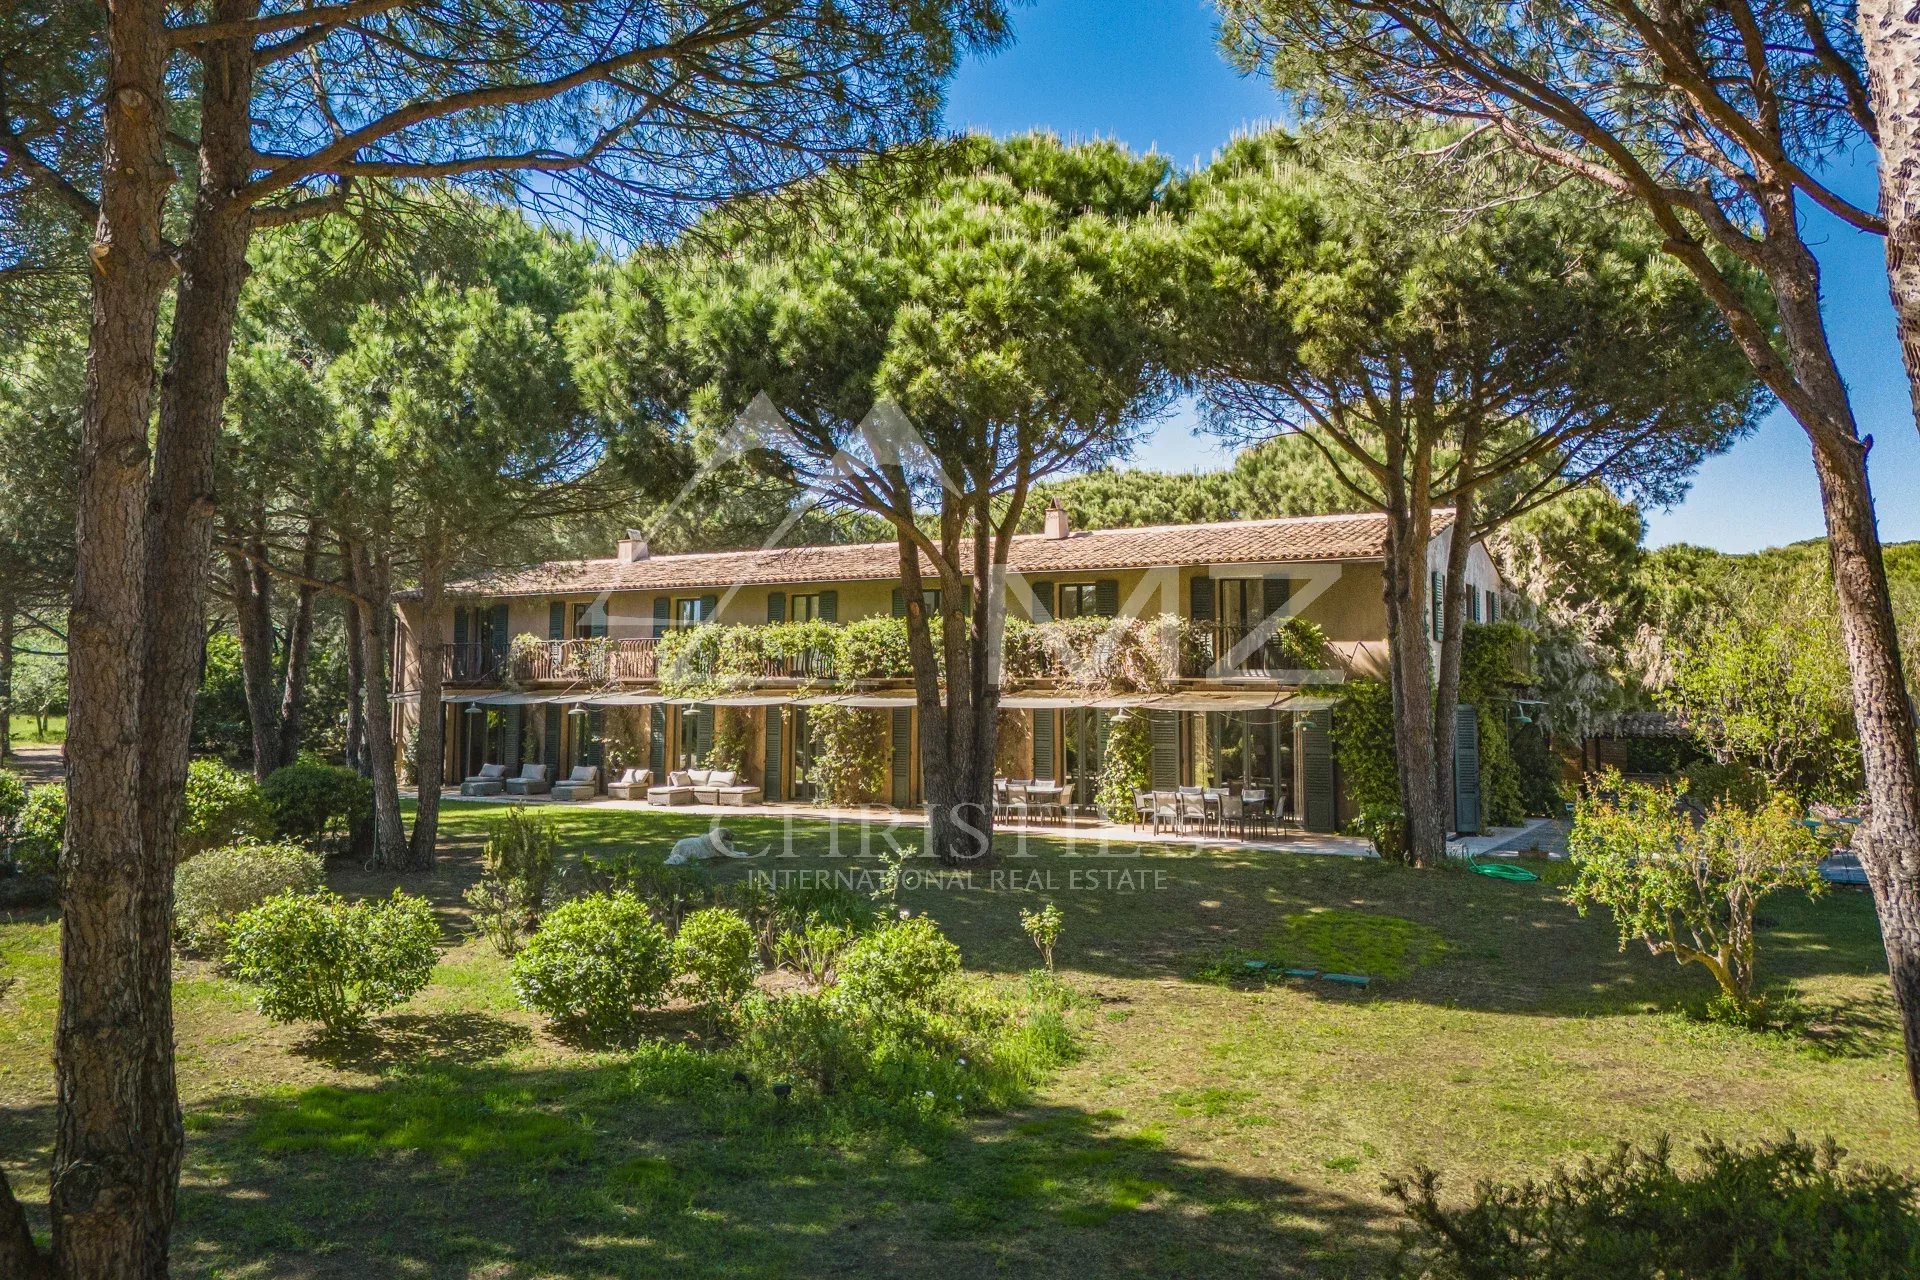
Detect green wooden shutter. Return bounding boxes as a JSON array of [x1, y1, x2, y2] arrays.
[[548, 601, 565, 640], [762, 707, 783, 802], [1302, 709, 1336, 833], [1030, 709, 1055, 781], [694, 705, 713, 763], [1469, 585, 1482, 623], [1430, 570, 1445, 641], [649, 704, 667, 777], [1149, 710, 1178, 790], [818, 590, 837, 622], [1093, 578, 1119, 618], [452, 606, 469, 650], [490, 603, 509, 664], [1262, 575, 1292, 619], [545, 704, 563, 770], [1030, 580, 1054, 622], [1453, 704, 1482, 835], [698, 594, 718, 624], [766, 591, 786, 623], [891, 588, 906, 617], [890, 708, 912, 806], [505, 706, 523, 771], [582, 709, 605, 769], [1486, 590, 1499, 624], [1189, 575, 1215, 622], [652, 595, 670, 637]]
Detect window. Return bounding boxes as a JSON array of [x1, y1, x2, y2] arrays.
[[571, 601, 607, 639], [1216, 578, 1262, 628], [790, 592, 824, 622], [1057, 583, 1099, 619], [674, 597, 710, 626], [1486, 590, 1499, 623]]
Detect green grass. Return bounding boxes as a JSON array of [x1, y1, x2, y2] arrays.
[[4, 714, 64, 747], [3, 801, 1916, 1277]]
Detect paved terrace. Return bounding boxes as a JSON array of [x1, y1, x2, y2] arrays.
[[427, 789, 1564, 861]]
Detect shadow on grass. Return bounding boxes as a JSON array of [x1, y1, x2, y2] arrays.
[[289, 1010, 534, 1071], [162, 1058, 1396, 1279], [424, 804, 1896, 1025]]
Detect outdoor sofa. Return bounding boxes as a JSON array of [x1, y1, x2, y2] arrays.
[[503, 763, 550, 796], [690, 768, 761, 806], [646, 771, 697, 806], [607, 767, 653, 800], [460, 763, 508, 796], [551, 765, 600, 801]]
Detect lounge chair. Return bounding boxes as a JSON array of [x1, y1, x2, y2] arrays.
[[460, 763, 508, 796], [647, 770, 696, 806], [606, 767, 653, 800], [504, 763, 550, 796], [691, 768, 761, 806], [552, 765, 600, 801]]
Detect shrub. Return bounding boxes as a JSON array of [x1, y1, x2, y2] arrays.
[[773, 918, 856, 986], [180, 759, 272, 860], [1387, 1135, 1920, 1280], [736, 991, 868, 1095], [1568, 772, 1822, 1018], [12, 784, 65, 878], [773, 879, 875, 932], [463, 808, 561, 955], [1094, 711, 1152, 822], [0, 769, 27, 872], [804, 704, 890, 805], [225, 889, 440, 1033], [835, 916, 961, 1012], [1019, 902, 1064, 972], [1333, 682, 1404, 858], [173, 840, 325, 954], [581, 853, 712, 932], [261, 758, 374, 847], [673, 907, 757, 1027], [510, 892, 673, 1042]]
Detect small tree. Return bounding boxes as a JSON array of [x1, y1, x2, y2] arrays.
[[225, 890, 441, 1034], [11, 652, 64, 739], [1019, 903, 1064, 973], [1568, 774, 1822, 1020]]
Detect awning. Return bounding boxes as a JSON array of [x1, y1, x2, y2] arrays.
[[679, 693, 796, 707], [575, 692, 666, 706], [438, 691, 555, 706]]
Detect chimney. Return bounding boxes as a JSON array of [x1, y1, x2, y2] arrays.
[[1043, 499, 1070, 540], [616, 529, 649, 562]]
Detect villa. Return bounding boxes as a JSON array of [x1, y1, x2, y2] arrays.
[[391, 503, 1509, 834]]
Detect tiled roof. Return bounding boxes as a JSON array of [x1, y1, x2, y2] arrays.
[[440, 510, 1448, 599]]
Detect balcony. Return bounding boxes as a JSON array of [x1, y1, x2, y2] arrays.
[[442, 637, 659, 685], [1180, 620, 1331, 680]]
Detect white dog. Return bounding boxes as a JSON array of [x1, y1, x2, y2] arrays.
[[665, 828, 749, 865]]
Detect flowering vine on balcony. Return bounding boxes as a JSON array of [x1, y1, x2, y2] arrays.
[[647, 612, 1331, 700]]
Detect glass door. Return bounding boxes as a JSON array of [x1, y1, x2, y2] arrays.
[[792, 707, 816, 801], [1062, 708, 1106, 807]]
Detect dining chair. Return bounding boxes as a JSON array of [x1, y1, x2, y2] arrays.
[[1176, 789, 1208, 835], [1243, 788, 1269, 837], [1219, 790, 1245, 838], [1006, 782, 1030, 827], [1131, 789, 1153, 832], [1150, 791, 1179, 835]]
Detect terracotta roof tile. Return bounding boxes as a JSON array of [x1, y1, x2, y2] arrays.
[[442, 509, 1450, 599]]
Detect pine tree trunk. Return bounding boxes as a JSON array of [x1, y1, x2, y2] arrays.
[[348, 544, 409, 864], [407, 569, 446, 871], [274, 524, 321, 771], [130, 19, 260, 1258], [1, 604, 13, 762], [228, 543, 280, 778], [1858, 1, 1920, 426], [1769, 229, 1920, 1118], [44, 0, 176, 1272], [344, 592, 367, 774], [1380, 413, 1445, 866], [1431, 473, 1478, 832]]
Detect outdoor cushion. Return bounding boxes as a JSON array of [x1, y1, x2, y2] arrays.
[[689, 769, 713, 786], [504, 764, 550, 796], [477, 763, 508, 780], [568, 766, 598, 784], [669, 771, 694, 787], [708, 770, 738, 788]]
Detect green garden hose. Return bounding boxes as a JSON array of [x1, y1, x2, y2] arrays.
[[1468, 859, 1539, 882]]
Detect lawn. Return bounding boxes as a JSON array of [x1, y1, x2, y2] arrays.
[[2, 802, 1914, 1278], [4, 714, 63, 747]]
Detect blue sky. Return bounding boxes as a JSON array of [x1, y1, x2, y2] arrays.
[[944, 0, 1919, 553]]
